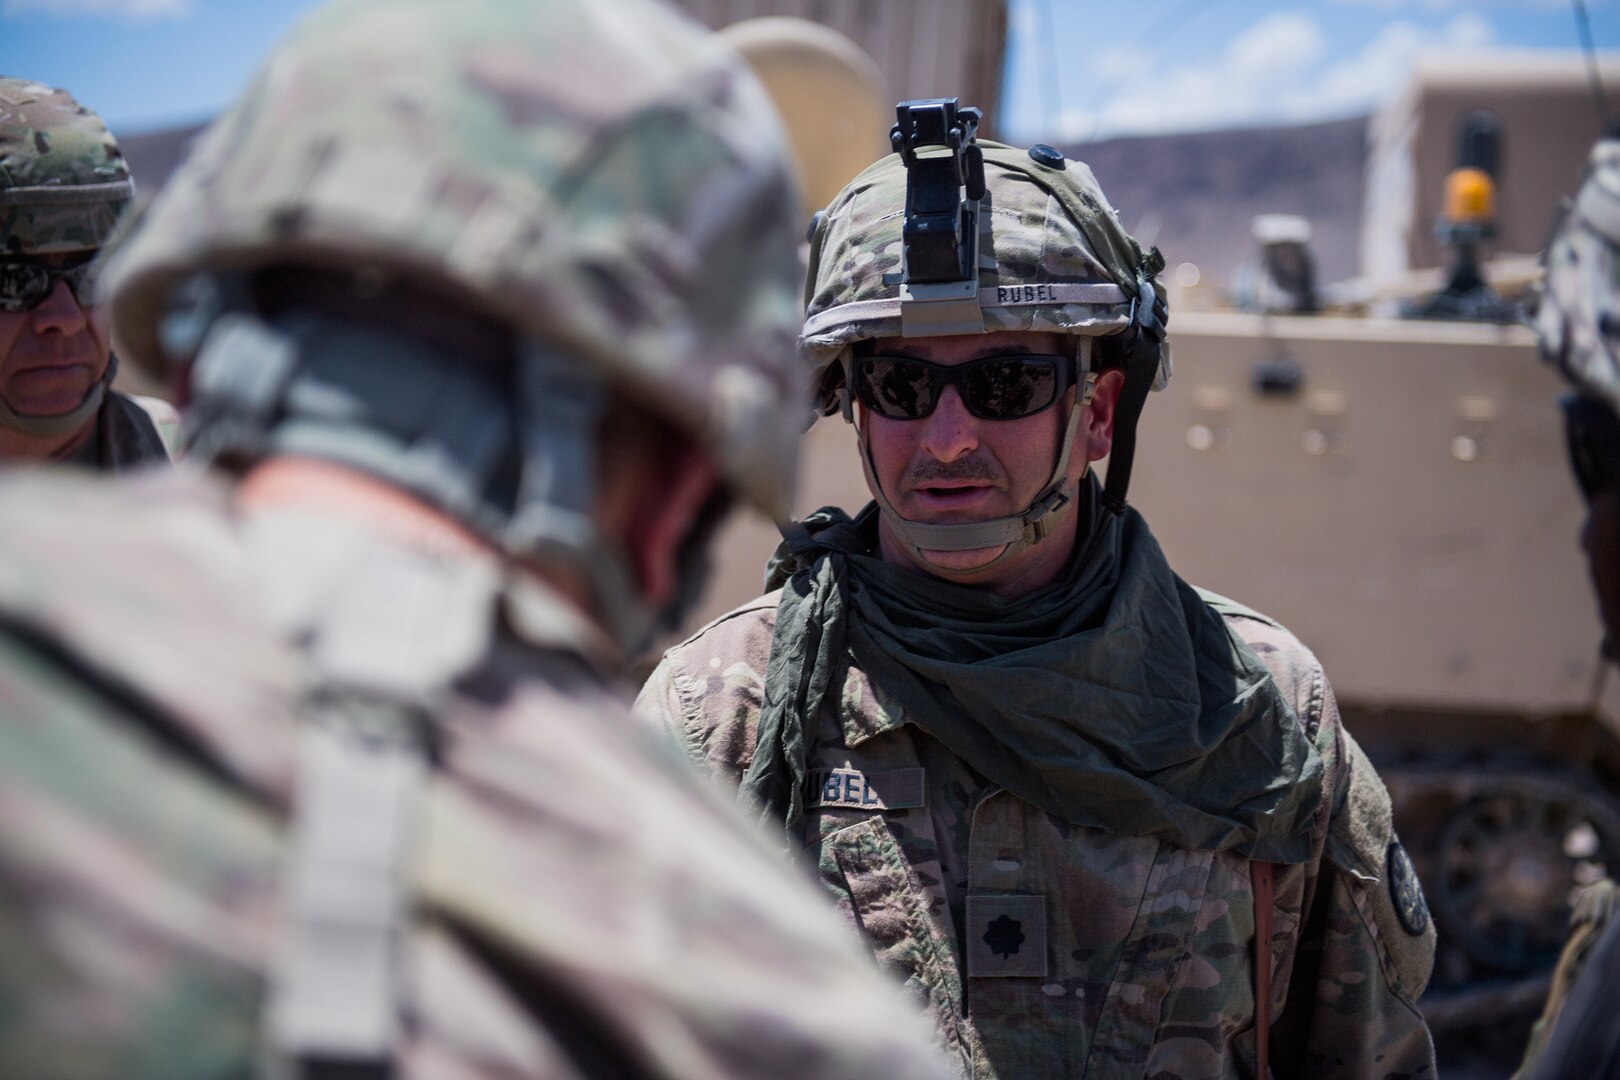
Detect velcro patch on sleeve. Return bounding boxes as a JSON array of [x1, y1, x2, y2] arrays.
[[805, 767, 926, 811], [1329, 733, 1436, 1001]]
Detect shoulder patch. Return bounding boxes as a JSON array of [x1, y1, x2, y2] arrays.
[[1386, 841, 1430, 936], [1328, 734, 1436, 1000]]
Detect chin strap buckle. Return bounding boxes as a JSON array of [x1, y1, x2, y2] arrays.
[[1023, 487, 1071, 542]]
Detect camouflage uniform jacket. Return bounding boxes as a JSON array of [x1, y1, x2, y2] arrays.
[[0, 467, 954, 1080], [1514, 880, 1618, 1079], [639, 590, 1438, 1080], [61, 388, 175, 470]]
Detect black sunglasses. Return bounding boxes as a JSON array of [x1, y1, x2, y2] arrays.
[[853, 353, 1078, 421], [0, 258, 96, 314], [1564, 393, 1620, 501]]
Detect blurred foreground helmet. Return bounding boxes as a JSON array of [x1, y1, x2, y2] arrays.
[[1538, 140, 1620, 414], [802, 102, 1166, 568], [100, 0, 805, 655], [102, 0, 805, 521], [0, 77, 133, 257]]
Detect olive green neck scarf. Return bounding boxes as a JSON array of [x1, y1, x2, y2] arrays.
[[744, 479, 1324, 864]]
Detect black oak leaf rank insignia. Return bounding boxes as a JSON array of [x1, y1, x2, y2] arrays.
[[984, 913, 1026, 958]]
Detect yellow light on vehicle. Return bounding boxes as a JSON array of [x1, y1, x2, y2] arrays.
[[1443, 166, 1496, 225]]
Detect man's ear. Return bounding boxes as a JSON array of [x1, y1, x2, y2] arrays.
[[599, 441, 721, 609], [1082, 369, 1126, 462]]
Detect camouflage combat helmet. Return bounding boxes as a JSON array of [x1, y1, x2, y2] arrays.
[[803, 112, 1168, 571], [102, 0, 804, 521], [101, 0, 806, 653], [0, 78, 132, 438], [0, 77, 133, 256], [1539, 139, 1620, 413]]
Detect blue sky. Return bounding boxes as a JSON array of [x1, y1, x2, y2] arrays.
[[1002, 0, 1620, 142], [0, 0, 1615, 139]]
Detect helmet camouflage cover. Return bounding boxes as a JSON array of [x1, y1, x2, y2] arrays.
[[1539, 139, 1620, 413], [101, 0, 806, 517], [0, 77, 133, 256], [802, 140, 1169, 418]]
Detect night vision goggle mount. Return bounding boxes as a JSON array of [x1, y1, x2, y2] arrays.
[[890, 98, 988, 336]]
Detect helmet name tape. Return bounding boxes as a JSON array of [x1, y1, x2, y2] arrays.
[[802, 283, 1128, 340]]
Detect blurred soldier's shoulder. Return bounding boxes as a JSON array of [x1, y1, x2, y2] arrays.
[[0, 475, 950, 1079], [1515, 879, 1619, 1079], [0, 465, 290, 716], [0, 466, 297, 1078]]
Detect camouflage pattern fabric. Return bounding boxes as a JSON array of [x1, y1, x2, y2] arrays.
[[61, 388, 173, 470], [1513, 879, 1617, 1079], [0, 467, 956, 1080], [801, 142, 1170, 417], [0, 77, 133, 256], [99, 0, 806, 520], [1538, 139, 1620, 413], [640, 591, 1438, 1079]]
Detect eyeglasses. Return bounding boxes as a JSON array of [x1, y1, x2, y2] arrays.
[[1564, 393, 1620, 500], [0, 259, 96, 314], [853, 353, 1078, 421]]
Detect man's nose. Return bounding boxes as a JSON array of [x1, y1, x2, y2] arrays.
[[919, 386, 980, 462], [29, 279, 89, 334]]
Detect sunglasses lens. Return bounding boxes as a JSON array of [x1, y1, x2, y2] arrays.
[[857, 357, 936, 419], [62, 262, 96, 303], [962, 357, 1058, 419], [0, 262, 52, 313]]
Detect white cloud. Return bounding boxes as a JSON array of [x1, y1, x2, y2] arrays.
[[1, 0, 193, 18], [1050, 9, 1502, 141], [1229, 11, 1326, 77], [1440, 11, 1495, 47], [1094, 44, 1151, 83]]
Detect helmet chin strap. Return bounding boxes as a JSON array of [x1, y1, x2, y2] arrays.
[[859, 370, 1097, 576], [0, 354, 115, 438]]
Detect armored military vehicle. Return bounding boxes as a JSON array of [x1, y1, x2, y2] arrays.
[[1129, 55, 1620, 1036]]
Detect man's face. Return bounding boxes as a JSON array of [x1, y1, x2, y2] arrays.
[[0, 254, 111, 459], [860, 329, 1123, 593]]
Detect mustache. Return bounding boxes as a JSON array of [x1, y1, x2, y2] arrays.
[[906, 456, 1000, 486]]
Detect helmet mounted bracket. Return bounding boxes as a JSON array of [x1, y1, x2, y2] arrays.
[[890, 99, 987, 337]]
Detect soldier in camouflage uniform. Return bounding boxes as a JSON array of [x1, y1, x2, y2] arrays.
[[0, 1, 959, 1077], [1512, 139, 1620, 1080], [639, 108, 1438, 1078], [0, 77, 174, 467]]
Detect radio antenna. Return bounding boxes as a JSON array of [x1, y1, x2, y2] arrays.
[[1574, 0, 1616, 135]]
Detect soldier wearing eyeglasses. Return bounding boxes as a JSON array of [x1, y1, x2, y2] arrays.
[[1511, 139, 1620, 1080], [638, 103, 1437, 1078], [0, 78, 173, 468]]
